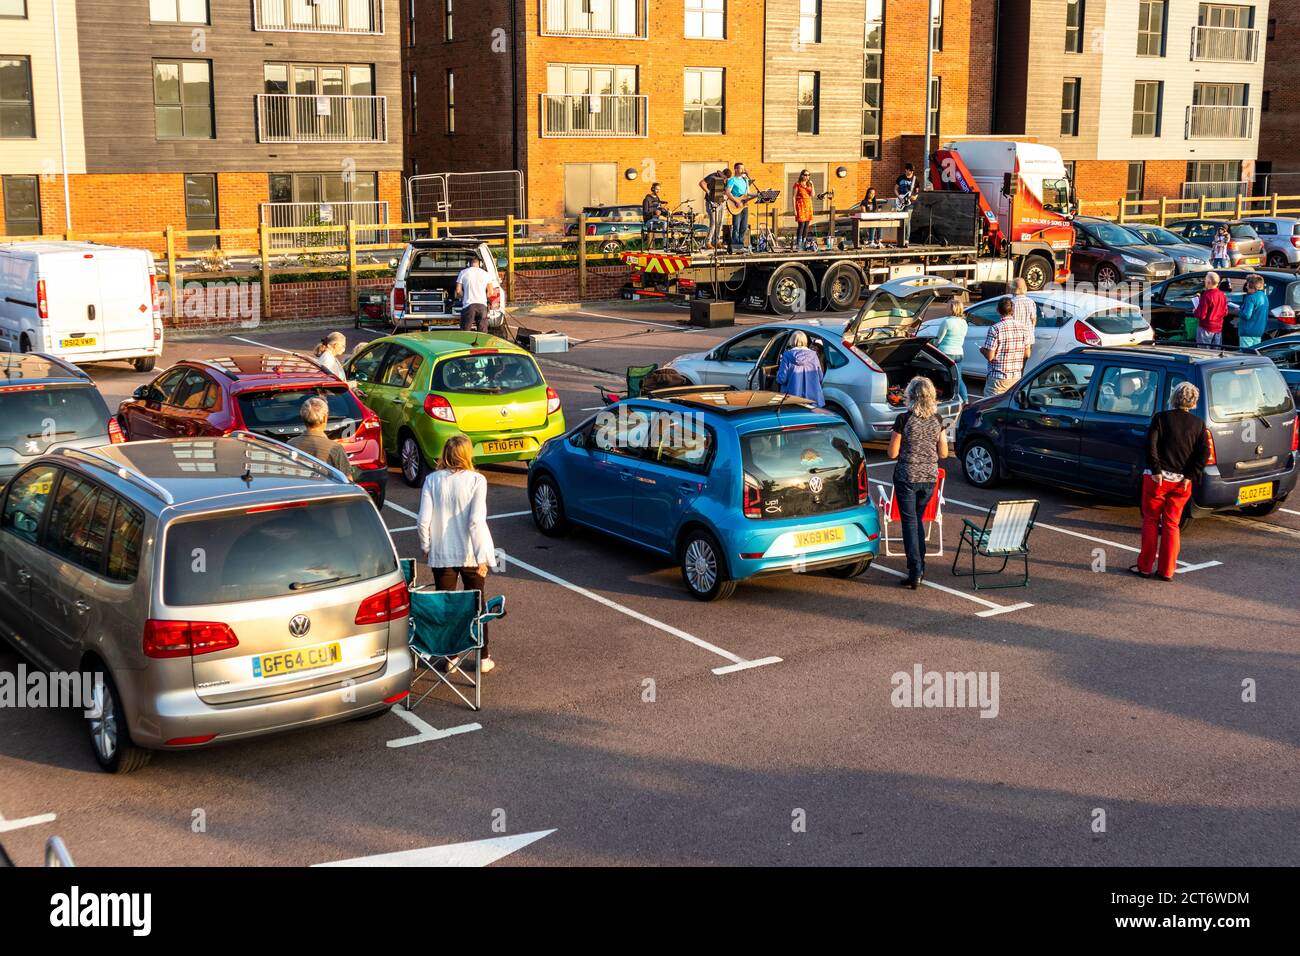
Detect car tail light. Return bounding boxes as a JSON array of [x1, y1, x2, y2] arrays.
[[1277, 306, 1297, 325], [857, 460, 868, 505], [355, 582, 411, 625], [1291, 236, 1300, 249], [1074, 322, 1103, 346], [546, 386, 561, 416], [1205, 428, 1216, 466], [359, 410, 382, 441], [149, 274, 161, 318], [1292, 415, 1299, 453], [392, 286, 406, 312], [842, 340, 884, 373], [743, 474, 762, 518], [1227, 240, 1238, 252], [144, 620, 239, 659], [36, 279, 48, 320], [423, 393, 456, 422], [107, 416, 126, 444]]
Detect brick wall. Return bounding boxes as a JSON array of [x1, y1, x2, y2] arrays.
[[1259, 2, 1300, 193], [1074, 159, 1189, 207]]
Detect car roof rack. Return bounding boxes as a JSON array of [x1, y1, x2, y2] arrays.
[[54, 447, 176, 505], [227, 430, 352, 484]]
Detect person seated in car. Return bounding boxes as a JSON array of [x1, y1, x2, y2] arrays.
[[1107, 374, 1156, 417], [288, 396, 354, 479]]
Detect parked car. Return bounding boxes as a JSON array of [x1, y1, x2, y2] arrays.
[[346, 331, 565, 486], [916, 289, 1154, 383], [0, 241, 163, 371], [0, 434, 414, 772], [1136, 269, 1299, 346], [1123, 223, 1213, 274], [1068, 216, 1176, 288], [1165, 219, 1265, 268], [0, 352, 122, 488], [1243, 332, 1300, 406], [564, 205, 647, 252], [116, 354, 388, 505], [955, 345, 1297, 520], [528, 388, 880, 600], [667, 276, 963, 441], [389, 238, 507, 332], [1239, 216, 1300, 270]]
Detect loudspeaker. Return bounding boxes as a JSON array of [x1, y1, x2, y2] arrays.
[[690, 299, 735, 327]]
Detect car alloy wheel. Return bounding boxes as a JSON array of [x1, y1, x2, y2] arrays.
[[683, 538, 718, 594], [964, 442, 996, 487], [1096, 264, 1121, 289], [401, 436, 424, 486], [88, 679, 117, 764], [532, 481, 560, 531]]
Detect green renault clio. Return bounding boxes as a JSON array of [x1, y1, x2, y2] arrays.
[[345, 331, 566, 486]]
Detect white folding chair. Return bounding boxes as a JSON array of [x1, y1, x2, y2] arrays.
[[951, 499, 1039, 589], [877, 467, 946, 558]]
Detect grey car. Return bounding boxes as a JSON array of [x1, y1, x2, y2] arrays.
[[0, 352, 116, 489], [0, 433, 413, 773], [666, 277, 963, 441], [1070, 217, 1177, 287], [1240, 217, 1300, 269], [1124, 223, 1213, 274], [1166, 219, 1266, 268]]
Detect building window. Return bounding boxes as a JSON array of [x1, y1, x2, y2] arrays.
[[446, 71, 455, 133], [1125, 162, 1145, 202], [407, 0, 415, 45], [1062, 160, 1076, 184], [264, 62, 373, 95], [2, 175, 40, 236], [929, 76, 941, 137], [149, 0, 208, 24], [0, 56, 34, 138], [1267, 17, 1275, 40], [1132, 80, 1161, 137], [563, 163, 617, 217], [685, 0, 724, 39], [544, 0, 643, 36], [862, 0, 883, 160], [0, 1, 27, 18], [184, 173, 219, 250], [930, 0, 943, 51], [1065, 0, 1084, 53], [797, 71, 819, 135], [444, 0, 453, 41], [1262, 89, 1271, 111], [268, 170, 378, 205], [683, 68, 724, 134], [799, 0, 821, 44], [154, 60, 213, 139], [1060, 78, 1081, 135], [1185, 160, 1242, 199], [409, 71, 417, 133], [1137, 1, 1166, 56]]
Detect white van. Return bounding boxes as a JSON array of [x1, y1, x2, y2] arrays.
[[0, 241, 164, 371]]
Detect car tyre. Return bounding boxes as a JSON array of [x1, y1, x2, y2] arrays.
[[1266, 252, 1290, 269], [530, 475, 569, 537], [679, 528, 736, 601], [87, 668, 152, 774], [132, 356, 157, 373], [1020, 255, 1053, 292], [399, 432, 429, 488], [600, 239, 624, 254], [962, 439, 1000, 489], [821, 264, 863, 312], [1095, 263, 1122, 289], [768, 266, 810, 316], [826, 557, 872, 578]]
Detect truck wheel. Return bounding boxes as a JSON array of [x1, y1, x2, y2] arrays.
[[1020, 255, 1053, 291], [821, 264, 862, 311], [768, 266, 810, 315]]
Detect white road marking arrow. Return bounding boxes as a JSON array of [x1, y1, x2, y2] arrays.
[[315, 829, 556, 867], [386, 706, 481, 748]]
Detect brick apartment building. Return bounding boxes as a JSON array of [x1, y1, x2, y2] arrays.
[[0, 0, 404, 247], [996, 0, 1270, 207], [1257, 1, 1298, 196], [403, 0, 996, 223]]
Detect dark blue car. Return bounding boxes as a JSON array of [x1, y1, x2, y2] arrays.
[[955, 346, 1298, 519]]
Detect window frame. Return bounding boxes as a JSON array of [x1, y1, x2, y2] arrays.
[[1060, 78, 1081, 136], [148, 0, 210, 25], [684, 0, 726, 40], [797, 71, 821, 136], [1131, 80, 1162, 137], [930, 0, 943, 51], [184, 173, 219, 250], [0, 55, 35, 139], [153, 58, 214, 141], [446, 69, 455, 134], [1137, 0, 1167, 57], [444, 0, 453, 41], [1126, 161, 1146, 202], [2, 174, 41, 236], [683, 67, 725, 135], [928, 76, 941, 138], [1064, 0, 1085, 53], [862, 0, 884, 160], [0, 0, 27, 18], [799, 0, 822, 45]]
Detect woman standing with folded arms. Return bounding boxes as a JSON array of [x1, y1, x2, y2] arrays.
[[417, 435, 499, 671]]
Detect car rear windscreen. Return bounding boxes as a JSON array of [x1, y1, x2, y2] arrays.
[[1230, 225, 1260, 240], [431, 353, 542, 395], [741, 422, 863, 519], [237, 387, 363, 439], [163, 498, 396, 606], [1086, 308, 1150, 335], [1207, 365, 1294, 423], [0, 386, 108, 448]]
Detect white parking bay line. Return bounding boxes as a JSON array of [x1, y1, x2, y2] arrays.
[[386, 706, 481, 748], [0, 809, 57, 834], [1282, 508, 1300, 517], [868, 561, 1032, 617]]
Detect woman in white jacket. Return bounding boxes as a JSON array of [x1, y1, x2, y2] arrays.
[[416, 435, 498, 671]]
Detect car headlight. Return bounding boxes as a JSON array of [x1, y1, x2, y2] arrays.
[[1177, 256, 1200, 263], [1122, 255, 1148, 267]]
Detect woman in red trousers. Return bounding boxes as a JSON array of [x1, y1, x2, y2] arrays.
[[1131, 382, 1210, 581]]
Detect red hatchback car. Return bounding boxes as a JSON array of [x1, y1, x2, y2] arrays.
[[117, 355, 388, 505]]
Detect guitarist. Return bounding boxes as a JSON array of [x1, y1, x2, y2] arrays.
[[726, 161, 758, 254], [894, 162, 920, 248]]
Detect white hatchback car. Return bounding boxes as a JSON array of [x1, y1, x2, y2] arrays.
[[917, 289, 1154, 382]]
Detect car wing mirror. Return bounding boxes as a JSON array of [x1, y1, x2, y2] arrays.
[[132, 384, 151, 400]]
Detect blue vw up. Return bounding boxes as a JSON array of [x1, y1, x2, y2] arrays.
[[527, 389, 881, 600]]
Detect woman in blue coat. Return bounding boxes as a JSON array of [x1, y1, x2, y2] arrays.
[[1235, 274, 1270, 349], [775, 331, 825, 406]]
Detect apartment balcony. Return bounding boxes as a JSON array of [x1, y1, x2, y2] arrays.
[[1190, 25, 1259, 62], [253, 0, 383, 34], [540, 94, 647, 137], [1185, 104, 1254, 140], [540, 0, 648, 38], [256, 94, 388, 144]]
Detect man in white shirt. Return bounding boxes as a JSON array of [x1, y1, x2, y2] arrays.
[[455, 257, 498, 333]]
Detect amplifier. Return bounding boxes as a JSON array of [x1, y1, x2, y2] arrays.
[[690, 299, 736, 328]]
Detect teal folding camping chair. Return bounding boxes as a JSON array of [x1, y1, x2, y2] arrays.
[[406, 586, 506, 712]]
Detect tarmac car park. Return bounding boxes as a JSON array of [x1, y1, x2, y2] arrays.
[[1, 303, 1298, 868]]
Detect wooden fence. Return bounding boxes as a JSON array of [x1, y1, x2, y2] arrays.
[[1080, 192, 1300, 225]]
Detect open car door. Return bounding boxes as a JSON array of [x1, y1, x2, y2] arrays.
[[746, 330, 794, 392]]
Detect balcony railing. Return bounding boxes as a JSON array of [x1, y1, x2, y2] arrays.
[[259, 201, 389, 249], [256, 94, 388, 144], [540, 0, 648, 38], [1184, 104, 1254, 140], [1191, 25, 1259, 62], [253, 0, 383, 34], [540, 94, 647, 137]]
